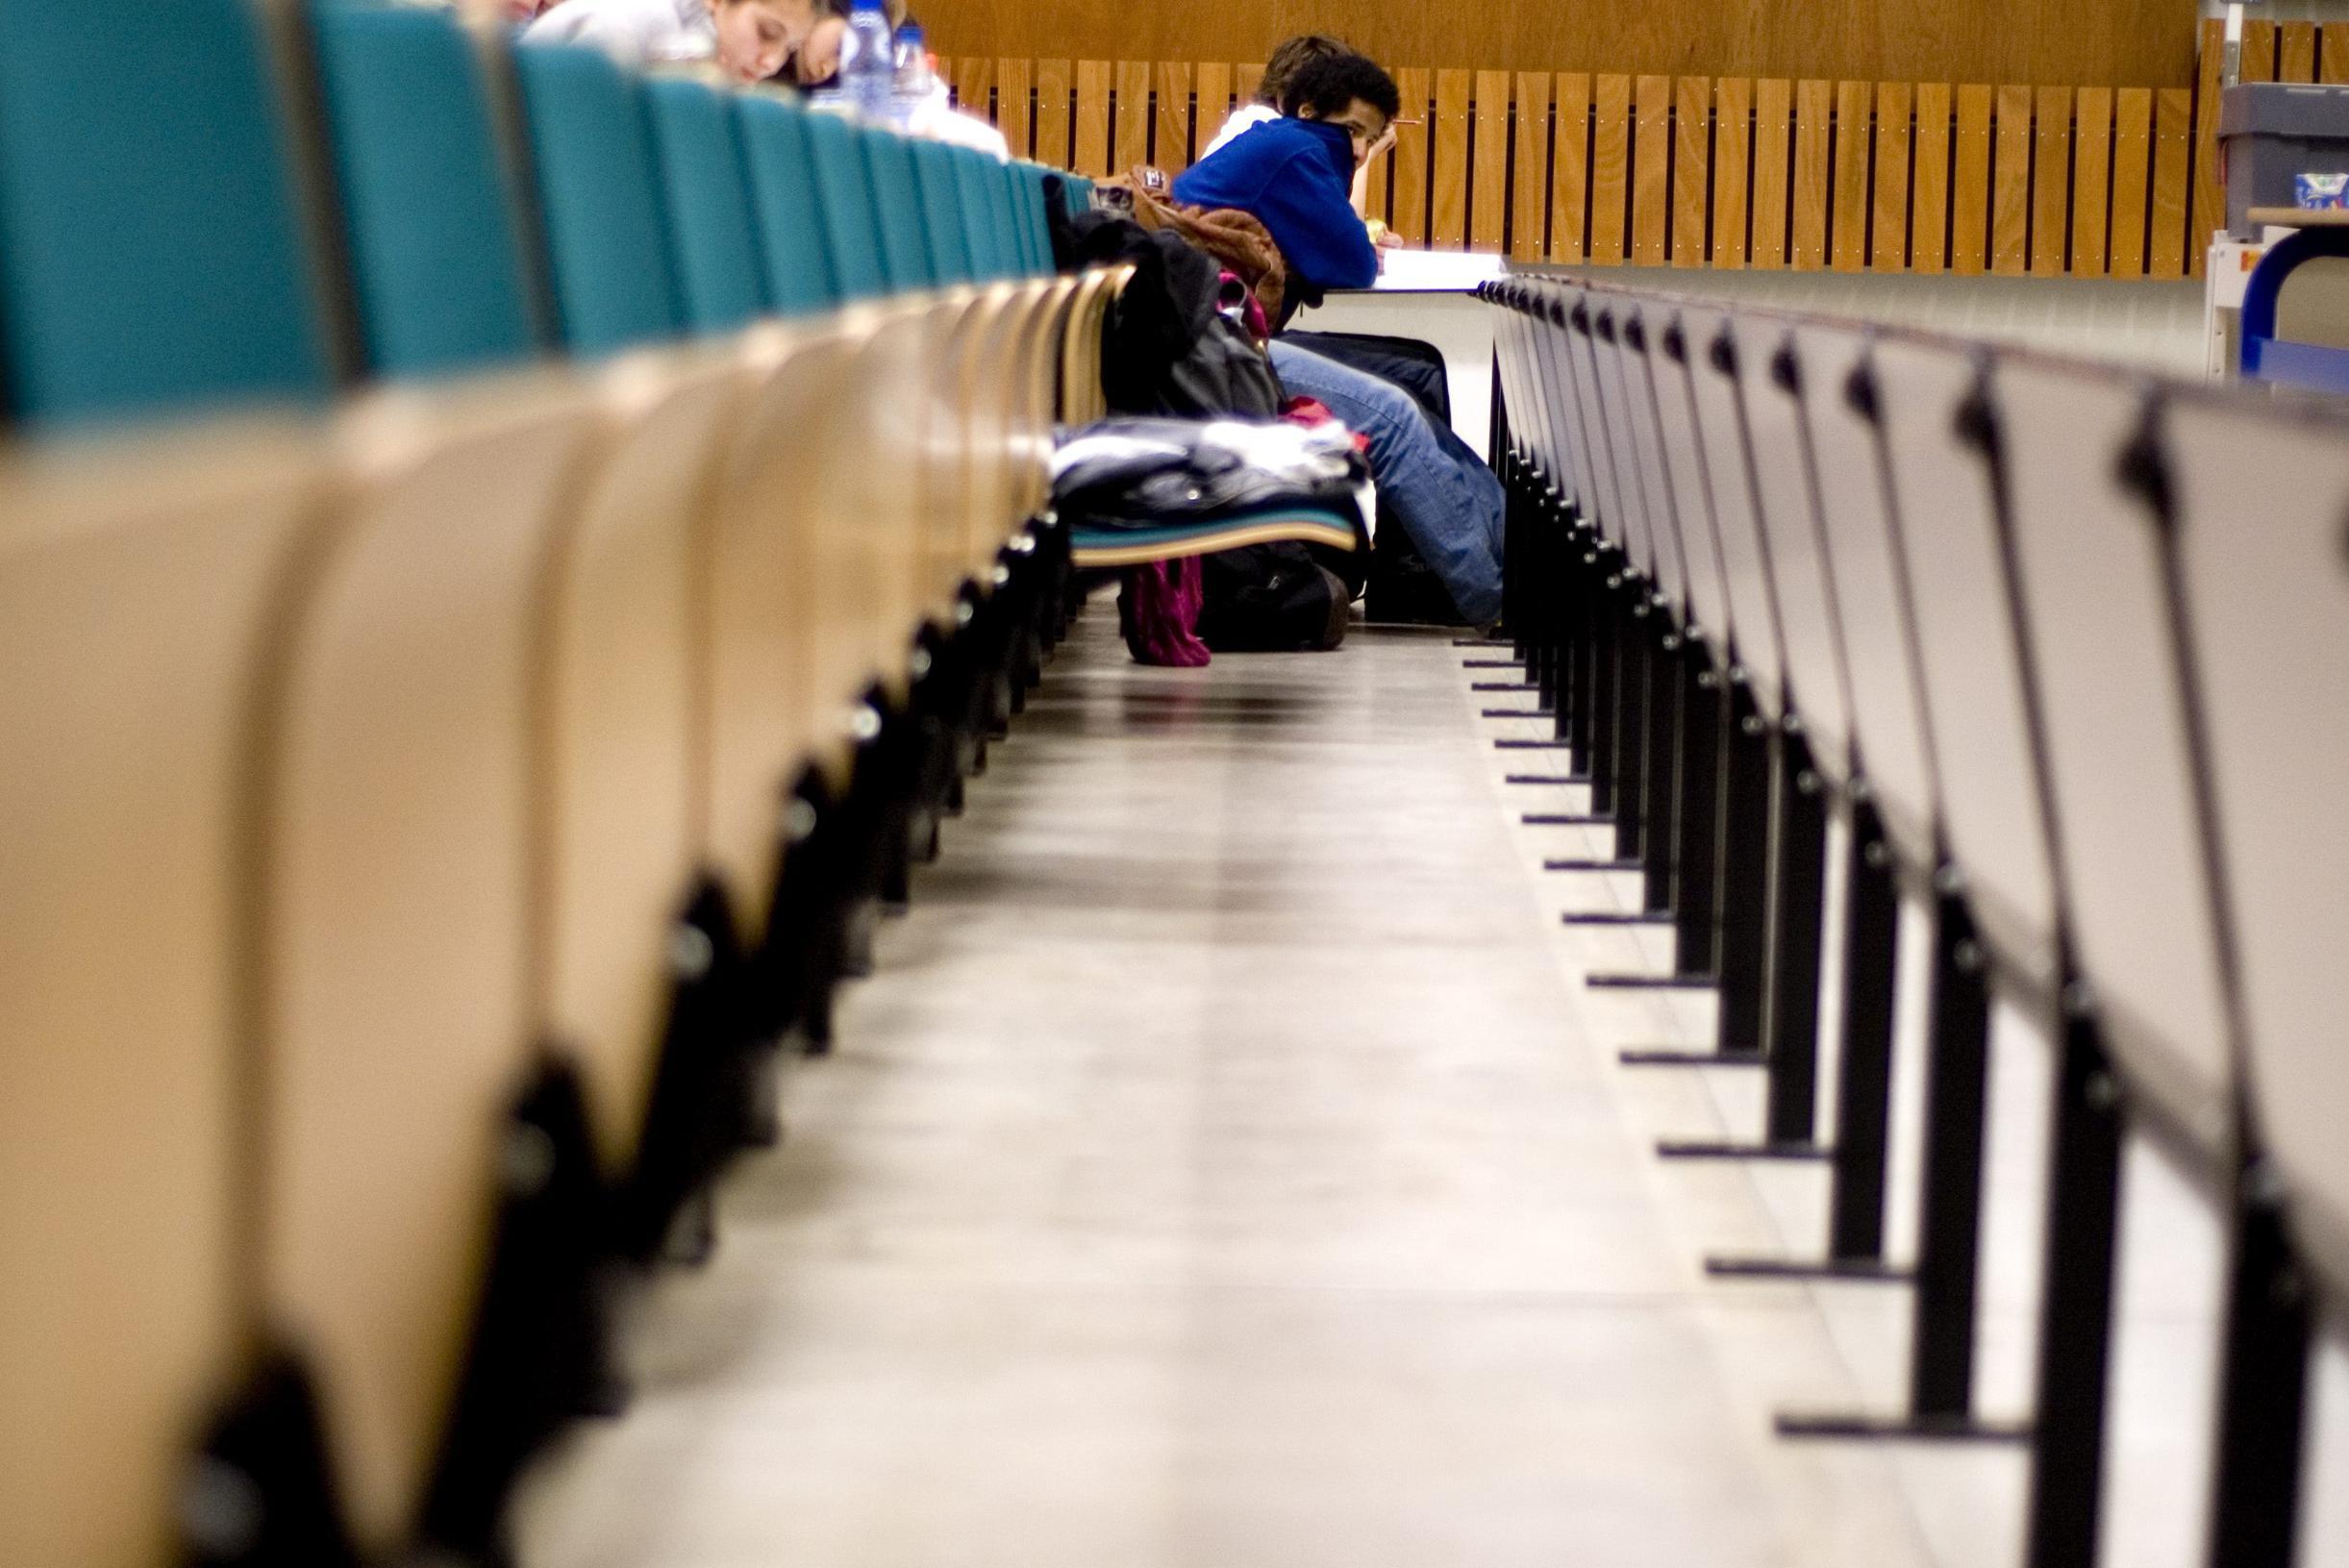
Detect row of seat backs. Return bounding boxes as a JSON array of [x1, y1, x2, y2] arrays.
[[0, 5, 1081, 1562], [1490, 278, 2349, 1323], [0, 0, 1063, 429]]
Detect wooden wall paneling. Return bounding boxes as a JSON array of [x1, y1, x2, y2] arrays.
[[1237, 62, 1264, 98], [2110, 87, 2153, 277], [2031, 86, 2072, 276], [1751, 78, 1793, 269], [1434, 68, 1473, 249], [2282, 21, 2318, 83], [1154, 61, 1194, 172], [1674, 76, 1713, 266], [1034, 59, 1072, 169], [1872, 80, 1912, 270], [995, 58, 1033, 159], [1831, 79, 1872, 270], [1712, 77, 1752, 269], [907, 3, 2198, 105], [2241, 18, 2279, 80], [1073, 60, 1111, 176], [1633, 74, 1672, 264], [1991, 84, 2031, 275], [1512, 71, 1552, 261], [935, 56, 955, 101], [956, 56, 993, 123], [1195, 61, 1234, 131], [1952, 84, 1992, 274], [1113, 59, 1151, 170], [1473, 70, 1512, 252], [1590, 73, 1633, 264], [1912, 81, 1951, 272], [1791, 79, 1833, 270], [2324, 24, 2349, 83], [2072, 87, 2112, 278], [1551, 72, 1592, 262], [1392, 67, 1434, 246], [2152, 86, 2192, 278], [2190, 17, 2224, 278]]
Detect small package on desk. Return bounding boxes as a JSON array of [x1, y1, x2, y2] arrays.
[[2296, 172, 2349, 211]]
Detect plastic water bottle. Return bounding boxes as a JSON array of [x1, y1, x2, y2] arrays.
[[892, 21, 932, 120], [840, 0, 895, 125]]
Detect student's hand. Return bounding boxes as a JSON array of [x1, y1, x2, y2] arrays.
[[1363, 123, 1398, 166]]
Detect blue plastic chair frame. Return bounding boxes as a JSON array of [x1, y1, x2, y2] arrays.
[[2238, 225, 2349, 396]]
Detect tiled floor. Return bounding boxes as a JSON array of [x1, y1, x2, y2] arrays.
[[512, 613, 2325, 1568]]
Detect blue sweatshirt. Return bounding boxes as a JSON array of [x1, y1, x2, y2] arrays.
[[1170, 117, 1376, 292]]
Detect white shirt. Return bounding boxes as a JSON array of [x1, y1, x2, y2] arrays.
[[1202, 103, 1278, 160], [522, 0, 713, 66]]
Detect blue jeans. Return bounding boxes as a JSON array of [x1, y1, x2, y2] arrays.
[[1267, 338, 1506, 623]]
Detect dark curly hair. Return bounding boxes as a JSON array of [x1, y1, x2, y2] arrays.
[[1279, 53, 1401, 123]]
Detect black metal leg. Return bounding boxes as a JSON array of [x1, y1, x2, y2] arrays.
[[1612, 595, 1650, 860], [1762, 728, 1831, 1145], [1712, 682, 1776, 1058], [1568, 542, 1603, 778], [1586, 558, 1622, 817], [1704, 794, 1908, 1279], [2020, 986, 2125, 1568], [1829, 797, 1901, 1259], [1672, 647, 1725, 980], [1777, 880, 2023, 1442], [2204, 1158, 2312, 1568], [1640, 625, 1682, 915]]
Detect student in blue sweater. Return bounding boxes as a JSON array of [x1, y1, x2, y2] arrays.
[[1172, 53, 1506, 625]]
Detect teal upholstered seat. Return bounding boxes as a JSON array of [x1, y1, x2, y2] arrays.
[[861, 127, 935, 292], [0, 0, 330, 424], [510, 42, 682, 355], [800, 112, 888, 302], [307, 0, 541, 377], [736, 95, 839, 315], [642, 75, 768, 333], [911, 141, 977, 286], [948, 146, 1011, 283]]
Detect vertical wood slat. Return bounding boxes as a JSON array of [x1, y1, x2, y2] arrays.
[[1992, 85, 2033, 275], [1674, 76, 1712, 266], [2111, 87, 2154, 277], [1154, 61, 1194, 172], [2152, 87, 2193, 278], [1751, 78, 1793, 269], [2073, 87, 2112, 278], [1237, 62, 1264, 98], [1832, 79, 1872, 270], [2190, 17, 2225, 278], [2032, 86, 2073, 276], [1953, 84, 1993, 274], [1072, 60, 1112, 176], [1392, 67, 1433, 246], [956, 57, 994, 123], [2325, 24, 2349, 83], [1712, 77, 1752, 269], [1873, 81, 1913, 270], [1590, 74, 1633, 264], [1195, 62, 1234, 133], [1512, 72, 1553, 261], [2282, 21, 2319, 83], [995, 58, 1033, 159], [1552, 72, 1592, 262], [1472, 70, 1512, 251], [1113, 59, 1151, 170], [1791, 80, 1833, 270], [1034, 59, 1072, 170], [1433, 68, 1472, 249], [2241, 18, 2279, 80], [1912, 82, 1951, 273], [1633, 74, 1672, 265]]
